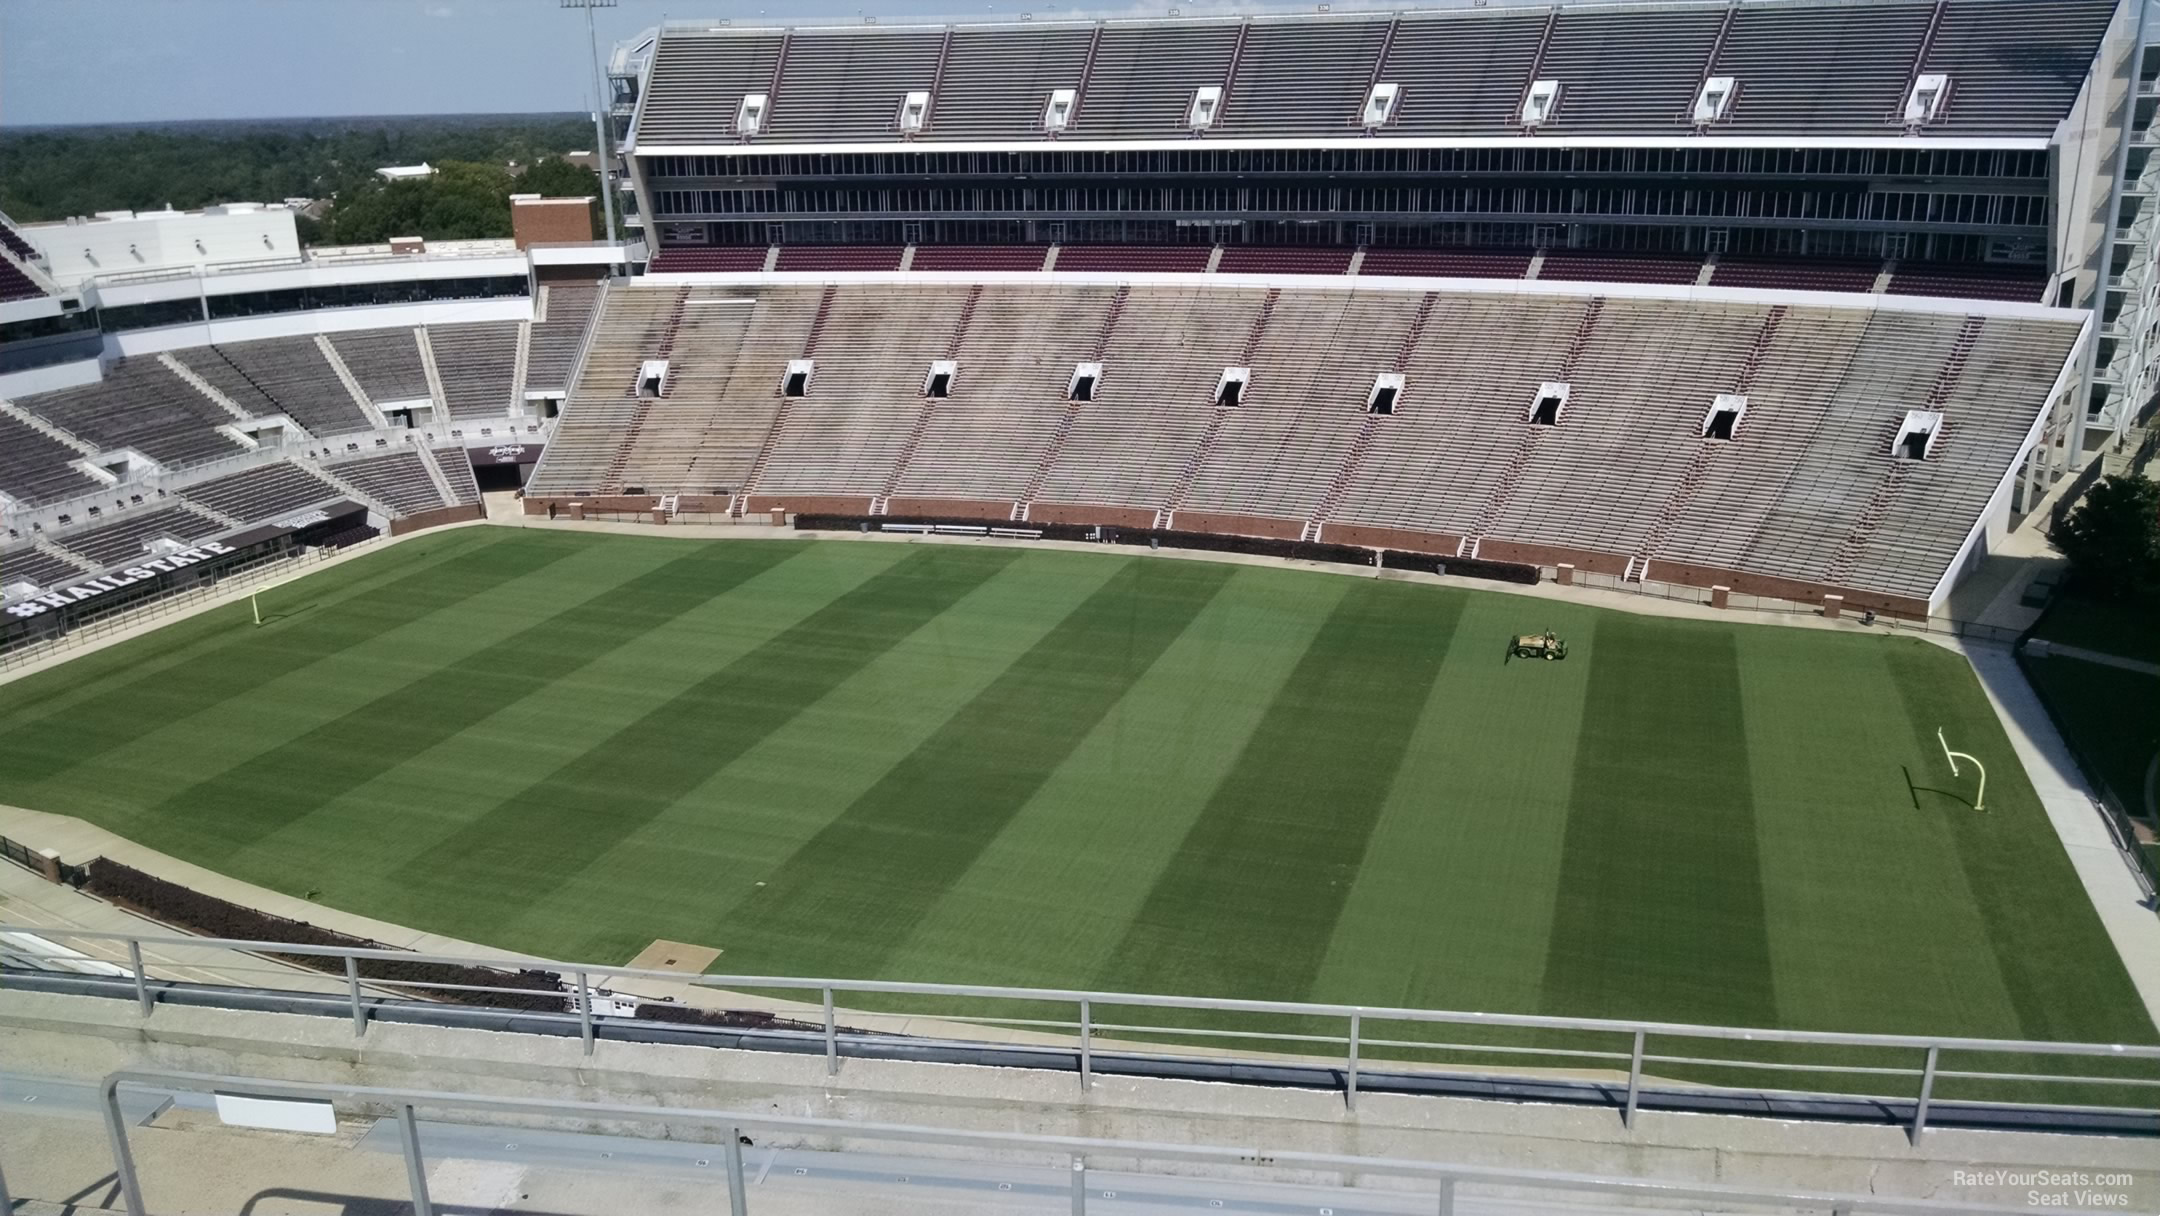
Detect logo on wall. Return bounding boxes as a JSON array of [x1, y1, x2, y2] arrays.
[[489, 445, 527, 463], [6, 541, 237, 619]]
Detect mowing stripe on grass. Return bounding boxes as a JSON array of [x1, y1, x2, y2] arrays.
[[710, 557, 1234, 979], [1093, 579, 1461, 1001], [1882, 642, 2156, 1043], [1310, 594, 1595, 1014], [394, 544, 1025, 932], [876, 568, 1352, 989], [0, 532, 577, 790], [130, 542, 803, 857], [1539, 617, 1778, 1028]]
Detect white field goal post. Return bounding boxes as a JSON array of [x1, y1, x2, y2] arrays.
[[248, 576, 302, 627], [1937, 727, 1986, 811]]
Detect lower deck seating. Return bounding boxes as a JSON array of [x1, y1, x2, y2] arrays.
[[48, 505, 220, 570], [435, 449, 482, 505], [531, 280, 2078, 606], [180, 462, 346, 522], [0, 546, 85, 590], [328, 451, 446, 517]]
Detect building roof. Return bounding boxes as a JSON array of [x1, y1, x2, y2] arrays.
[[630, 0, 2118, 151]]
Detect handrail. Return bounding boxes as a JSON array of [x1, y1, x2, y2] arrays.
[[12, 923, 2154, 1058], [97, 1067, 2136, 1216], [15, 922, 2157, 1057], [7, 921, 2156, 1146]]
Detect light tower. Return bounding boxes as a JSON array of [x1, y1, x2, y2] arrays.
[[561, 0, 621, 256]]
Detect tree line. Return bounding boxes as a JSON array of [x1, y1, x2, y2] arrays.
[[0, 115, 601, 245]]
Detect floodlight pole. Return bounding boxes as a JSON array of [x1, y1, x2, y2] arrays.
[[1937, 728, 1986, 811], [563, 0, 622, 257]]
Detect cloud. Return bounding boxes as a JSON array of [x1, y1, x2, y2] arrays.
[[423, 3, 455, 17]]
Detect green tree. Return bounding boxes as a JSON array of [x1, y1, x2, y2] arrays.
[[2054, 473, 2160, 601]]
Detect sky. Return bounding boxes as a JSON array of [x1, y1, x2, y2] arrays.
[[2, 0, 1354, 127]]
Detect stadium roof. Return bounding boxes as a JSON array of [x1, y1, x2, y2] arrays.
[[630, 0, 2118, 154]]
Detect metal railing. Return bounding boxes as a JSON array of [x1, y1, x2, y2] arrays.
[[7, 924, 2156, 1142], [91, 1067, 2139, 1216]]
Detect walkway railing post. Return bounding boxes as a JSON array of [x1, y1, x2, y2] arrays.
[[823, 987, 838, 1076], [345, 955, 365, 1038], [1071, 1156, 1087, 1215], [128, 939, 151, 1018], [724, 1126, 749, 1216], [1346, 1012, 1361, 1112], [1436, 1175, 1456, 1216], [397, 1102, 435, 1216], [102, 1082, 149, 1216], [1624, 1029, 1645, 1127], [1911, 1045, 1940, 1141], [0, 1155, 14, 1216], [1079, 998, 1092, 1092], [573, 970, 595, 1056]]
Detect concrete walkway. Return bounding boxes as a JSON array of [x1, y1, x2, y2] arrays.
[[1964, 644, 2160, 1028]]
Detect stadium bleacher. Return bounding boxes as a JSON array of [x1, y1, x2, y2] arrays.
[[13, 358, 246, 468], [911, 245, 1050, 273], [434, 449, 483, 505], [1538, 252, 1705, 286], [327, 450, 450, 517], [179, 462, 347, 523], [425, 322, 519, 419], [173, 338, 370, 436], [1053, 246, 1212, 274], [327, 328, 432, 404], [0, 214, 37, 262], [0, 411, 98, 505], [630, 0, 2111, 144], [1216, 247, 1355, 277], [774, 245, 905, 273], [0, 258, 44, 303], [533, 280, 2078, 609], [649, 247, 769, 274], [0, 544, 87, 591], [525, 284, 602, 393], [46, 504, 221, 569], [1886, 262, 2049, 303], [1359, 248, 1537, 281]]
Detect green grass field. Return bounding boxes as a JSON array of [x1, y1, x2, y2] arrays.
[[0, 528, 2150, 1046]]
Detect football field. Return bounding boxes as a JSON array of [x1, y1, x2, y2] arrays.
[[0, 527, 2149, 1044]]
